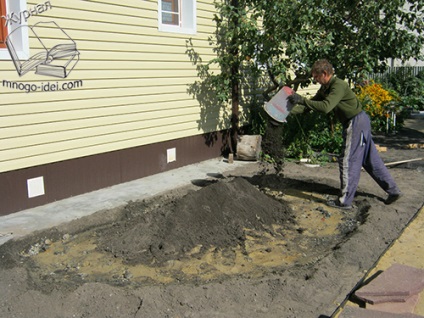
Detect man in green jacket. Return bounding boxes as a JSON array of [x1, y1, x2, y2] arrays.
[[288, 59, 402, 209]]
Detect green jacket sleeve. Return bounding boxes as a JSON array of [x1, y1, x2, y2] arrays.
[[303, 79, 345, 114], [297, 77, 362, 124]]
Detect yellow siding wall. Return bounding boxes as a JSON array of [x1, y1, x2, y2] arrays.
[[0, 0, 224, 173]]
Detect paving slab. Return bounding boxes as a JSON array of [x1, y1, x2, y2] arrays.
[[339, 306, 424, 318], [367, 294, 421, 314], [357, 293, 413, 305], [355, 263, 424, 297], [337, 205, 424, 317]]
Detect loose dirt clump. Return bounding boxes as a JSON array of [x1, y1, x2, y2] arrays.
[[261, 119, 286, 173], [96, 177, 296, 266]]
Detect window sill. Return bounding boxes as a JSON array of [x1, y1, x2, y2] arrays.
[[158, 25, 196, 35]]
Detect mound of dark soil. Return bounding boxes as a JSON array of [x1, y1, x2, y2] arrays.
[[96, 177, 295, 266]]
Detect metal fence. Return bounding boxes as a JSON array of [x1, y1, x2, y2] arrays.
[[369, 66, 424, 82]]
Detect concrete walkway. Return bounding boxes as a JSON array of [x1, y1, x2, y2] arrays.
[[0, 158, 258, 246]]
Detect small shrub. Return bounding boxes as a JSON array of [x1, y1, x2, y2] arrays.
[[282, 111, 343, 161], [374, 68, 424, 112], [356, 81, 399, 133]]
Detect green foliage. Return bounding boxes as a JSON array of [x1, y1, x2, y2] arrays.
[[189, 0, 261, 106], [247, 104, 268, 136], [355, 68, 424, 135], [241, 0, 424, 86], [188, 0, 424, 163], [374, 69, 424, 112], [397, 93, 424, 112], [282, 112, 343, 162]]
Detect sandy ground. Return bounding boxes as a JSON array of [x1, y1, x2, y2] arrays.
[[0, 118, 423, 318]]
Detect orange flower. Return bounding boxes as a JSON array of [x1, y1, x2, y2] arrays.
[[357, 81, 394, 118]]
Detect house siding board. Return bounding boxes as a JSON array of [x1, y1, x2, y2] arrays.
[[0, 101, 199, 135], [1, 92, 198, 116], [0, 125, 223, 174], [1, 0, 225, 175], [1, 120, 204, 160], [1, 104, 201, 136], [1, 118, 204, 157], [1, 88, 197, 115]]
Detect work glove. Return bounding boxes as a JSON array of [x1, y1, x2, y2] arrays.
[[287, 93, 304, 105], [289, 104, 312, 116], [289, 104, 306, 115]]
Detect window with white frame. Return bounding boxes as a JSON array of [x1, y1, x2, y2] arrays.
[[158, 0, 196, 35], [0, 0, 29, 60]]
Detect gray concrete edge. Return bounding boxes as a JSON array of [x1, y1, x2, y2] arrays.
[[0, 157, 258, 246]]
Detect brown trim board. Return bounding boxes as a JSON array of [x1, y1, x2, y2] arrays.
[[0, 133, 227, 216]]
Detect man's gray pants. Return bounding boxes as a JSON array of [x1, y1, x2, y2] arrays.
[[339, 111, 400, 206]]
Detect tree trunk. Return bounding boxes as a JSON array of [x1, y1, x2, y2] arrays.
[[230, 0, 240, 154]]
